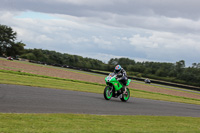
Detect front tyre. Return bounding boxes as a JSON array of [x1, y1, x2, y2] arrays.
[[104, 86, 113, 100], [120, 88, 130, 102]]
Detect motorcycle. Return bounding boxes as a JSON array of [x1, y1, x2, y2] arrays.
[[104, 73, 131, 102]]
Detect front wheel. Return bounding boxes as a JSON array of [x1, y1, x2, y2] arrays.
[[104, 86, 113, 100], [120, 88, 130, 102]]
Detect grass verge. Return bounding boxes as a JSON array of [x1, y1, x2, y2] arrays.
[[0, 113, 200, 133], [0, 69, 200, 105]]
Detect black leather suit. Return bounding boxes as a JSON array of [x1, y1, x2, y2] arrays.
[[114, 68, 128, 87]]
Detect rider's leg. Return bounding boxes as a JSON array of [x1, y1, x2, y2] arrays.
[[119, 77, 128, 94], [121, 83, 127, 94], [119, 81, 124, 93], [123, 80, 127, 94], [120, 82, 127, 94]]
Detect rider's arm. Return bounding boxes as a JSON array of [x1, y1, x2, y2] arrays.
[[116, 72, 125, 80], [118, 69, 128, 80]]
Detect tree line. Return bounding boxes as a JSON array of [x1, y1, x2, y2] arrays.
[[108, 58, 200, 87], [1, 24, 200, 87], [21, 48, 110, 71]]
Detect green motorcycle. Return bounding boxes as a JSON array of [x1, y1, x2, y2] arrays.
[[104, 73, 131, 102]]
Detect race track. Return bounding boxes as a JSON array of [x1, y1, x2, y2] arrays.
[[0, 84, 200, 117]]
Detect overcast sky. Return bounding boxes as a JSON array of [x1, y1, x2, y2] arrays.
[[1, 0, 200, 66]]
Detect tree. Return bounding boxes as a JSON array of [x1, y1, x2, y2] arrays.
[[108, 58, 118, 65], [6, 42, 26, 57], [155, 68, 166, 77], [0, 24, 17, 56], [108, 58, 135, 66], [175, 60, 185, 73], [20, 53, 37, 60], [192, 63, 200, 68], [176, 60, 185, 68]]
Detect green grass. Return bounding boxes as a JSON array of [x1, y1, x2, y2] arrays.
[[0, 113, 200, 133], [133, 89, 200, 104], [0, 69, 104, 93], [0, 69, 200, 105]]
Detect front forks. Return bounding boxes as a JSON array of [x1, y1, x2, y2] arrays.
[[109, 86, 113, 93]]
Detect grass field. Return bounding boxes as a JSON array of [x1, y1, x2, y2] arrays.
[[1, 63, 200, 132], [1, 113, 200, 133]]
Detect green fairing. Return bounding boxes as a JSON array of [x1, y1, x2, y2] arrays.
[[105, 75, 131, 91], [126, 79, 131, 86], [105, 76, 122, 91]]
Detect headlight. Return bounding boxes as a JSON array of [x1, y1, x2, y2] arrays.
[[107, 76, 111, 82]]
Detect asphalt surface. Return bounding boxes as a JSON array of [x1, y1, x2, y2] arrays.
[[0, 84, 200, 117]]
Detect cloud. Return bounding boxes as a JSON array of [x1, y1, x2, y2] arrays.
[[49, 0, 114, 6], [128, 31, 200, 63], [2, 0, 200, 19], [1, 1, 200, 66], [1, 0, 200, 34], [92, 36, 113, 50]]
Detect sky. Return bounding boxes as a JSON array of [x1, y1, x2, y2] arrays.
[[1, 0, 200, 66]]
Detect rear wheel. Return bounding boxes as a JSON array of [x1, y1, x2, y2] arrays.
[[120, 88, 130, 102], [104, 86, 113, 100]]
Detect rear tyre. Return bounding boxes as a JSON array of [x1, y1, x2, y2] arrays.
[[120, 88, 130, 102], [104, 86, 113, 100]]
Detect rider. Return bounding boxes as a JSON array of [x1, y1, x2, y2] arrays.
[[114, 65, 128, 94]]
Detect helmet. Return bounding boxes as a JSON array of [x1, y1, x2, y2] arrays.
[[115, 65, 122, 73]]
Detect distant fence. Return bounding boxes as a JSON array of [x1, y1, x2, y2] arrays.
[[86, 69, 200, 91], [28, 60, 200, 92]]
